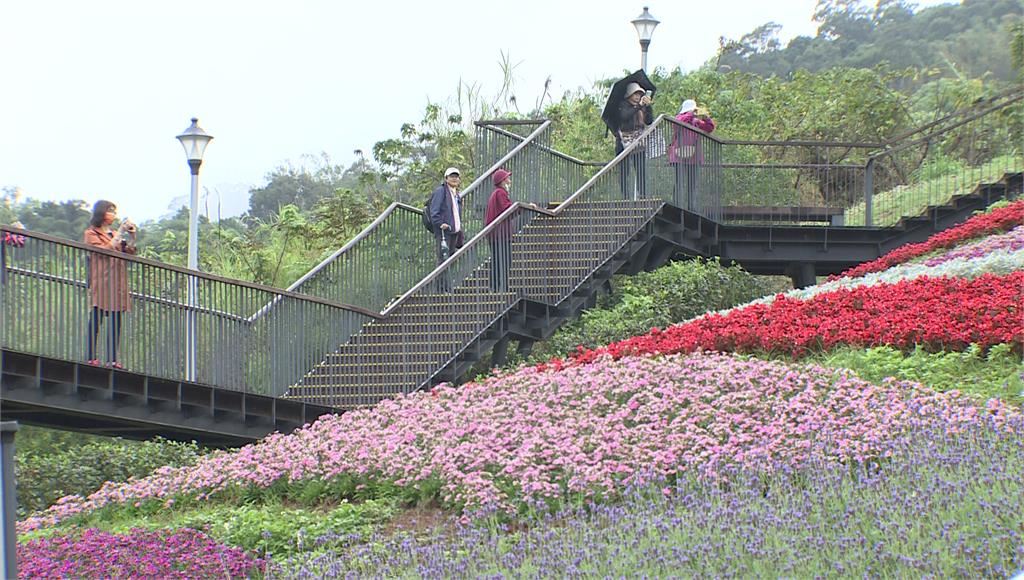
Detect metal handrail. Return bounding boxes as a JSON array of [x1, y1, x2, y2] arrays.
[[558, 115, 670, 209], [4, 265, 250, 323], [276, 120, 553, 314], [869, 91, 1024, 161], [474, 118, 549, 127], [0, 227, 380, 396], [661, 115, 885, 149], [459, 119, 553, 206], [381, 116, 671, 317], [380, 202, 555, 316], [881, 85, 1024, 146], [0, 226, 379, 319], [482, 123, 607, 167], [284, 202, 421, 294]]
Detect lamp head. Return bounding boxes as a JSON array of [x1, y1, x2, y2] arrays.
[[631, 6, 659, 43], [176, 117, 213, 163]]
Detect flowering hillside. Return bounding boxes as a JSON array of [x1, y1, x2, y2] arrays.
[[562, 200, 1024, 366], [17, 199, 1024, 577]]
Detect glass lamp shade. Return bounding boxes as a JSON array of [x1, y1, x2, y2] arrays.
[[176, 117, 213, 162], [631, 6, 659, 42]]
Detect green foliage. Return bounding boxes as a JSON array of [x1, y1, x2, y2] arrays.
[[16, 434, 205, 517], [814, 343, 1024, 404], [527, 258, 775, 363], [372, 102, 476, 206], [247, 153, 368, 221], [719, 0, 1020, 84], [69, 498, 397, 559], [0, 192, 91, 241]]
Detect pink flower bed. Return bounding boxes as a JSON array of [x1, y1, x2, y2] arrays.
[[18, 527, 263, 579], [19, 353, 1018, 531]]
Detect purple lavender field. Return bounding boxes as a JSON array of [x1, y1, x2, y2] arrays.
[[273, 419, 1024, 578]]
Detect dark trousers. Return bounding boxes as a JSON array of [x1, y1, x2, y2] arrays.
[[618, 148, 646, 200], [489, 237, 510, 292], [434, 228, 458, 292], [86, 307, 122, 362], [674, 163, 700, 211]]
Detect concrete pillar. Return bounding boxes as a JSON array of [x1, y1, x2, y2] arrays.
[[789, 262, 817, 289], [516, 339, 536, 359], [491, 336, 510, 368]]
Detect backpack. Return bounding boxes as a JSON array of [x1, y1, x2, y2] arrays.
[[421, 195, 434, 232]]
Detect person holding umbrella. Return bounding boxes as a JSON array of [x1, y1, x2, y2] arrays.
[[602, 70, 656, 200]]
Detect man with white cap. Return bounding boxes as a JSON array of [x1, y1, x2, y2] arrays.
[[614, 82, 654, 199], [428, 166, 464, 290]]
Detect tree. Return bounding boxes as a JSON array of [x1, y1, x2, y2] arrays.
[[247, 153, 352, 221], [13, 199, 91, 240], [371, 103, 474, 205], [814, 0, 874, 41]]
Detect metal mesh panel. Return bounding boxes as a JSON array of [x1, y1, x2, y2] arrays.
[[0, 230, 374, 397]]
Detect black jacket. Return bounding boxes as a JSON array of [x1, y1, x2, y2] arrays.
[[614, 100, 654, 153]]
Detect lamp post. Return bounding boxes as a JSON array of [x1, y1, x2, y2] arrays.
[[176, 118, 213, 271], [176, 118, 213, 381], [632, 6, 660, 72]]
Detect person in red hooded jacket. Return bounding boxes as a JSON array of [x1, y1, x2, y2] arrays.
[[484, 168, 514, 292]]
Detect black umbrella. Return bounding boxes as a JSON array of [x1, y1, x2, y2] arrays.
[[601, 69, 657, 136]]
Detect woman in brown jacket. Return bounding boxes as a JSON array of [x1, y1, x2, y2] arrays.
[[84, 200, 136, 368]]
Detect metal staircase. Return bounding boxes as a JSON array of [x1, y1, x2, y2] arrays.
[[286, 198, 664, 406], [281, 89, 1022, 409]]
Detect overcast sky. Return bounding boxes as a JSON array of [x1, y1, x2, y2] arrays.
[[2, 0, 956, 223]]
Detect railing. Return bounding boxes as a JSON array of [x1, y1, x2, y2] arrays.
[[646, 87, 1023, 227], [0, 228, 378, 397], [854, 88, 1024, 226], [281, 120, 550, 313], [467, 121, 605, 230], [372, 122, 677, 392]]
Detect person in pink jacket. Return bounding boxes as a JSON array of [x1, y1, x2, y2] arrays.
[[669, 99, 716, 211]]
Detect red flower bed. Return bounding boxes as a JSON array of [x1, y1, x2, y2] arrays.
[[836, 200, 1024, 279], [562, 272, 1024, 365]]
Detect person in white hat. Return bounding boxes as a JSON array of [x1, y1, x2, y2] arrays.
[[669, 98, 716, 211], [427, 166, 465, 290], [615, 82, 654, 199]]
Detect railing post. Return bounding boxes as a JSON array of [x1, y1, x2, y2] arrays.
[[864, 157, 875, 228], [0, 241, 6, 348], [185, 275, 198, 381], [0, 421, 18, 580]]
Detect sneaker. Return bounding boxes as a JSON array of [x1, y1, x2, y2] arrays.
[[86, 359, 102, 366], [107, 361, 124, 370]]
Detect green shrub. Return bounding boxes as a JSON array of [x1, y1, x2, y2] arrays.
[[528, 258, 775, 363], [15, 435, 205, 516], [79, 498, 397, 559], [814, 343, 1024, 405]]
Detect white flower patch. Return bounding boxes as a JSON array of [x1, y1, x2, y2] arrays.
[[690, 244, 1024, 324]]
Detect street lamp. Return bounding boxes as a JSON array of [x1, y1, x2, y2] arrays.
[[175, 117, 213, 271], [175, 118, 212, 382], [631, 6, 659, 72]]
